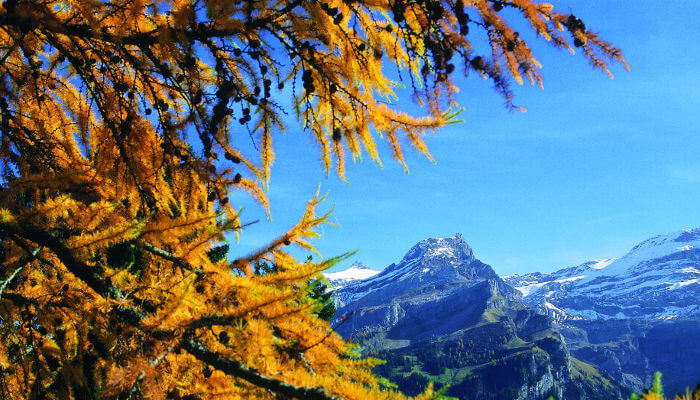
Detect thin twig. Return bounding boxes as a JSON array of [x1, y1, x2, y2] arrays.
[[0, 266, 23, 301], [125, 344, 175, 398]]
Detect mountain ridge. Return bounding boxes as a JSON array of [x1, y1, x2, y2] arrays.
[[330, 228, 700, 398], [331, 233, 622, 400], [502, 227, 700, 394], [504, 227, 700, 321]]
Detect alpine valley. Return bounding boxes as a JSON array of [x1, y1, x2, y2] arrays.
[[325, 229, 700, 400]]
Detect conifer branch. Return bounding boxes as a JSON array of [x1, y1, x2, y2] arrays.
[[0, 222, 147, 323], [185, 314, 240, 330], [0, 266, 22, 301], [123, 345, 175, 399], [138, 241, 203, 277], [0, 1, 304, 47], [181, 338, 343, 400], [0, 12, 244, 45], [0, 222, 121, 298], [1, 225, 341, 400]]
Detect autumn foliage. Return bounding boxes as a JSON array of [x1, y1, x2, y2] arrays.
[[0, 0, 627, 399]]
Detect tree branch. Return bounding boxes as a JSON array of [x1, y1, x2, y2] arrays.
[[0, 11, 262, 47], [0, 225, 342, 400], [123, 344, 175, 399], [181, 338, 343, 400], [1, 223, 116, 297], [0, 222, 147, 323], [0, 266, 23, 301], [137, 241, 203, 277]]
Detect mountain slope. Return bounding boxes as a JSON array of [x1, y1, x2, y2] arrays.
[[504, 228, 700, 394]]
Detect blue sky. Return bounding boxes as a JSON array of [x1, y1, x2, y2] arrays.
[[229, 1, 700, 276]]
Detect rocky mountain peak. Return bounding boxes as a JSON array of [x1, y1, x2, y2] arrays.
[[368, 233, 490, 285], [332, 233, 518, 327], [348, 260, 372, 269], [400, 233, 474, 263]]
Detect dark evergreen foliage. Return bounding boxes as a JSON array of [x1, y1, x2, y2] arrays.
[[254, 259, 336, 322]]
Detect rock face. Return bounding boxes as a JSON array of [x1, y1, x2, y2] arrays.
[[333, 234, 623, 400], [557, 318, 700, 396], [504, 228, 700, 395]]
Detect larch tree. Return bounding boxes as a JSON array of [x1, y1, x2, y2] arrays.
[[0, 0, 627, 399]]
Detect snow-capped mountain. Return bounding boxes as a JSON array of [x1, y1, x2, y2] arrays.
[[504, 228, 700, 321], [504, 228, 700, 395], [324, 261, 380, 289], [505, 259, 617, 297], [333, 234, 506, 338], [332, 233, 507, 308], [331, 234, 620, 400], [332, 229, 700, 397]]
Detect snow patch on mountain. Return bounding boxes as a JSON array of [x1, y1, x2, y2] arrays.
[[514, 275, 586, 297], [668, 278, 698, 289], [590, 258, 616, 270], [324, 261, 380, 289]]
